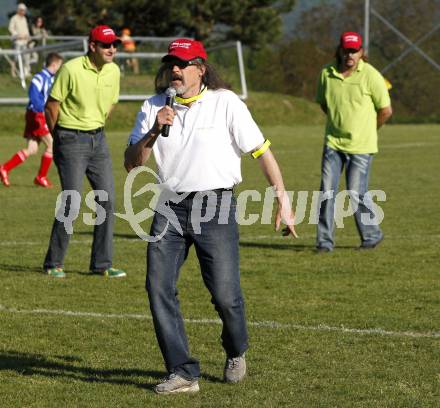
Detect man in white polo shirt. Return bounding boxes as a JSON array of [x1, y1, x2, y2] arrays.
[[124, 38, 297, 394]]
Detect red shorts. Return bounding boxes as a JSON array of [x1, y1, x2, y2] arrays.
[[23, 110, 50, 139]]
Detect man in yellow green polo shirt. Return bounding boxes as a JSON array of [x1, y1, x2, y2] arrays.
[[316, 31, 392, 252], [43, 25, 126, 278]]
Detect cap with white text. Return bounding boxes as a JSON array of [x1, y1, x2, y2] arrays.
[[89, 25, 119, 44], [340, 32, 362, 50], [162, 38, 208, 62]]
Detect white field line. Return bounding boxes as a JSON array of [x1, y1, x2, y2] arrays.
[[1, 234, 440, 246], [0, 304, 439, 339], [380, 142, 440, 149], [274, 142, 440, 154]]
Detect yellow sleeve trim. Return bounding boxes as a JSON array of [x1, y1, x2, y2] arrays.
[[251, 139, 271, 159]]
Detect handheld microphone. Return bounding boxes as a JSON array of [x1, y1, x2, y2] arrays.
[[161, 87, 177, 137]]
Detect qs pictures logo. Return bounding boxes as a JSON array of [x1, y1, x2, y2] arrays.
[[114, 166, 188, 242]]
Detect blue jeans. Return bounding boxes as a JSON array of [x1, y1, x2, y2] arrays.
[[146, 190, 248, 379], [43, 128, 115, 271], [317, 145, 383, 250]]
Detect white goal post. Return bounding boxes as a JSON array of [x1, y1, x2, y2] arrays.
[[0, 35, 248, 105]]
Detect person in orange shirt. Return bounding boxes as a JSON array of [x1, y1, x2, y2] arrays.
[[120, 28, 139, 74]]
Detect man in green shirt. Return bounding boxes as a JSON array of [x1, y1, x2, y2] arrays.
[[43, 25, 126, 278], [316, 31, 392, 252]]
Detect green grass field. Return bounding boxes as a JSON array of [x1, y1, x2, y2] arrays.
[[0, 119, 439, 407]]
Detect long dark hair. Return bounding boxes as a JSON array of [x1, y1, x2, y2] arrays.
[[335, 45, 368, 68], [154, 61, 230, 94]]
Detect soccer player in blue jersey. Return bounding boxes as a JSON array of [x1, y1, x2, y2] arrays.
[[0, 52, 63, 188]]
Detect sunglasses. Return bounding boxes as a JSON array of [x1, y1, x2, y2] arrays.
[[342, 48, 361, 54], [164, 58, 201, 69], [96, 41, 119, 49]]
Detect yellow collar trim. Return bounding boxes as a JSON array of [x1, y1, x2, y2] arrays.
[[175, 87, 207, 105]]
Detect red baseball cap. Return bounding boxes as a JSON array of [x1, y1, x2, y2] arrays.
[[340, 32, 363, 50], [89, 25, 119, 44], [162, 38, 208, 62]]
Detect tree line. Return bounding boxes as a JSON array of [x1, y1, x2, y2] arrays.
[[25, 0, 294, 49], [248, 0, 440, 122], [25, 0, 440, 122]]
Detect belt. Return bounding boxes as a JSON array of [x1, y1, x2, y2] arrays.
[[177, 187, 233, 199], [56, 125, 104, 135]]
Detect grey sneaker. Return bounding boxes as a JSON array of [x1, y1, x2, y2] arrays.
[[224, 354, 246, 383], [154, 373, 199, 395]]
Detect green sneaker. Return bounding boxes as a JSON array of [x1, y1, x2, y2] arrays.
[[46, 267, 66, 278], [94, 267, 126, 278]]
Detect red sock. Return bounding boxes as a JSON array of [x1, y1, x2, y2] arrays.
[[2, 150, 27, 172], [38, 152, 53, 178]]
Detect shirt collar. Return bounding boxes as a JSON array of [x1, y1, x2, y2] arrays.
[[356, 59, 365, 71], [329, 64, 344, 80], [329, 59, 365, 79], [42, 67, 53, 77], [83, 55, 109, 73], [83, 55, 95, 71], [175, 86, 208, 106]]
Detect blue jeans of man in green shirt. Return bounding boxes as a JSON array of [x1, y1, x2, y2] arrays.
[[43, 127, 115, 271], [316, 145, 384, 251]]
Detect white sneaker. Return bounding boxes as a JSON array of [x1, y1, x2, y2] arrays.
[[154, 373, 199, 395], [224, 354, 246, 383]]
